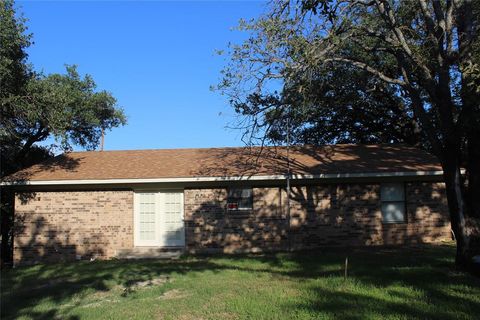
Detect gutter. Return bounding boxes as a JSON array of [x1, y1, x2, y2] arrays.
[[0, 170, 447, 186]]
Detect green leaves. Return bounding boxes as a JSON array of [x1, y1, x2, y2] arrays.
[[216, 1, 421, 147], [21, 65, 126, 151], [0, 1, 126, 176], [0, 0, 32, 99]]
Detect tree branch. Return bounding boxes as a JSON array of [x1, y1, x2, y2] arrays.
[[323, 57, 406, 85], [444, 0, 455, 57], [374, 0, 435, 82], [419, 0, 437, 38], [14, 126, 49, 161], [404, 83, 443, 158]]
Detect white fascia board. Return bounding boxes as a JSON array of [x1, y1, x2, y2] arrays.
[[1, 170, 446, 186]]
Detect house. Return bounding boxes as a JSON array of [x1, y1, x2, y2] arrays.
[[4, 144, 452, 265]]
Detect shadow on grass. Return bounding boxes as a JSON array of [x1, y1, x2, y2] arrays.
[[1, 245, 479, 319], [279, 246, 480, 319], [1, 257, 232, 319]]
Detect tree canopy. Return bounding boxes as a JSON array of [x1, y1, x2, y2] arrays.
[[217, 1, 478, 149], [0, 0, 126, 177]]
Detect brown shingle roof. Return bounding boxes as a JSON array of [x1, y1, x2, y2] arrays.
[[6, 144, 442, 182]]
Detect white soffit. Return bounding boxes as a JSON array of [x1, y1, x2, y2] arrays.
[[1, 170, 447, 186]]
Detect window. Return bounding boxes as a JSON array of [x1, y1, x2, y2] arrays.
[[380, 183, 406, 223], [227, 188, 253, 210]]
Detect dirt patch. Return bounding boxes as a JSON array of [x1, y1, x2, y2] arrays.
[[131, 276, 170, 288], [121, 275, 171, 296], [157, 289, 189, 300], [175, 314, 205, 320], [78, 298, 121, 309]]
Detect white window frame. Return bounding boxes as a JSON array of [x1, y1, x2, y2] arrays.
[[380, 182, 406, 224]]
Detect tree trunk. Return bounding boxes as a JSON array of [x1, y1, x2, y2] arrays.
[[464, 126, 480, 268], [0, 188, 14, 268], [467, 131, 480, 218], [442, 152, 471, 267]]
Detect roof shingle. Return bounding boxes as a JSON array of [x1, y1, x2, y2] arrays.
[[5, 144, 442, 182]]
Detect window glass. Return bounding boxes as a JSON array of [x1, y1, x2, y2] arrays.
[[381, 202, 406, 223], [227, 188, 253, 210], [380, 183, 406, 223], [380, 183, 405, 201], [138, 193, 156, 240]]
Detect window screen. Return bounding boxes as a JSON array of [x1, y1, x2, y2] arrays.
[[380, 183, 406, 223], [227, 188, 253, 210]]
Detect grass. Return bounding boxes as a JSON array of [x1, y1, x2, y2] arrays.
[[1, 243, 479, 320]]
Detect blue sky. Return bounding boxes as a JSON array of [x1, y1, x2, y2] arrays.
[[19, 0, 267, 151]]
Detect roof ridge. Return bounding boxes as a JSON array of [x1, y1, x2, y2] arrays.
[[65, 143, 407, 154]]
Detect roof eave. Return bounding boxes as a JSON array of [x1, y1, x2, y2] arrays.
[[0, 170, 446, 186]]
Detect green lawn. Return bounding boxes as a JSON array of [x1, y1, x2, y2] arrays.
[[2, 244, 479, 320]]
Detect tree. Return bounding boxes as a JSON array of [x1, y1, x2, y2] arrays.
[[231, 66, 423, 146], [217, 0, 480, 267], [0, 0, 126, 265], [1, 65, 126, 176]]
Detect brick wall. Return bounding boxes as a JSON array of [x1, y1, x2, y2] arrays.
[[288, 182, 451, 249], [14, 190, 133, 265], [184, 182, 451, 253], [184, 188, 288, 253], [14, 182, 451, 264]]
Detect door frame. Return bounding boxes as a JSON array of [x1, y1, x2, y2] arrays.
[[133, 189, 185, 247]]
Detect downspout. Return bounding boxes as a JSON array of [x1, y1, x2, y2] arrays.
[[286, 115, 292, 252]]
